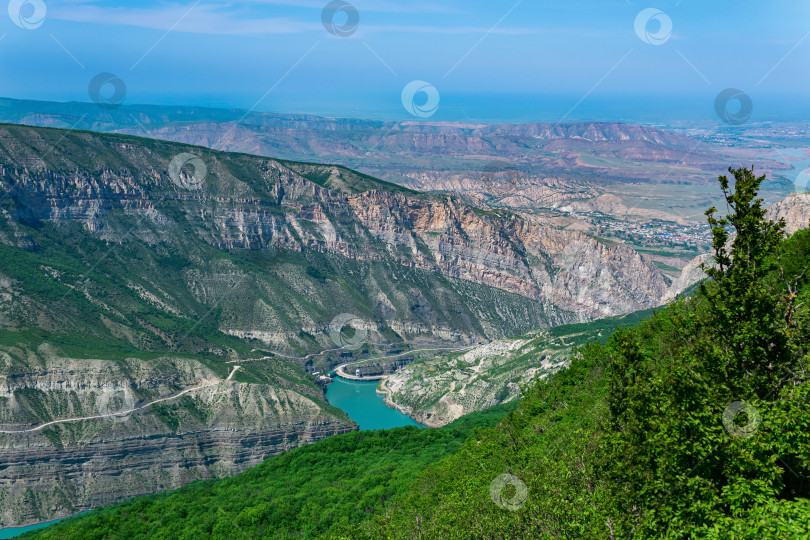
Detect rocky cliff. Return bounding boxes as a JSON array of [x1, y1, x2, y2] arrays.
[[766, 192, 810, 234], [0, 123, 668, 347], [0, 345, 353, 527], [662, 192, 810, 300]]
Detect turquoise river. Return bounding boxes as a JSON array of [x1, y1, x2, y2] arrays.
[[325, 376, 424, 431]]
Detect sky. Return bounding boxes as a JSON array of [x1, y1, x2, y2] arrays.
[[1, 0, 809, 123]]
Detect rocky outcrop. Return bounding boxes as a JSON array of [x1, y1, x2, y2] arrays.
[[662, 193, 810, 300], [661, 253, 712, 302], [766, 192, 810, 235], [381, 310, 645, 427], [381, 338, 540, 427], [0, 348, 353, 527]]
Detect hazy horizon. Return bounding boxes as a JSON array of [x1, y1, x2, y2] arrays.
[[2, 1, 808, 125], [4, 92, 810, 127]]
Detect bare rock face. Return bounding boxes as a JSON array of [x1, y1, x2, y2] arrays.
[[662, 193, 810, 301], [347, 191, 667, 320], [661, 253, 712, 303], [0, 348, 353, 527], [766, 192, 810, 235]]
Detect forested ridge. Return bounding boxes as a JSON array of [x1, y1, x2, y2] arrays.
[[28, 167, 810, 538]]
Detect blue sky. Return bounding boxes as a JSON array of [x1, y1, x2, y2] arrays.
[[1, 0, 809, 122]]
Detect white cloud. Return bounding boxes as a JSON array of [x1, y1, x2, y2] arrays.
[[46, 1, 532, 36], [48, 3, 320, 35]]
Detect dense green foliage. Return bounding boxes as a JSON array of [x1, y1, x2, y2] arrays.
[[598, 168, 810, 536], [26, 168, 810, 538], [26, 403, 516, 539]]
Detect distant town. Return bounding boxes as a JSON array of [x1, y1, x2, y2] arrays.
[[596, 217, 712, 250], [555, 209, 713, 251]]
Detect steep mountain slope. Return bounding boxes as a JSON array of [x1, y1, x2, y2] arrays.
[[26, 187, 810, 539], [0, 122, 671, 526], [25, 402, 516, 540], [0, 122, 667, 350], [381, 309, 654, 427], [0, 222, 355, 526], [0, 344, 352, 528]]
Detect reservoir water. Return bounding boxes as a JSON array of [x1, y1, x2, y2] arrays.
[[0, 515, 80, 539], [325, 377, 424, 431], [768, 148, 810, 190]]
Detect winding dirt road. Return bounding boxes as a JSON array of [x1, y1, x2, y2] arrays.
[[0, 365, 241, 434]]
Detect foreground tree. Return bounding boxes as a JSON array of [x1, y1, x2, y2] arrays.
[[603, 166, 809, 537]]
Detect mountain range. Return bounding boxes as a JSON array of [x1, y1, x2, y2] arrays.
[[0, 104, 805, 528], [0, 121, 671, 525], [0, 97, 794, 228]]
